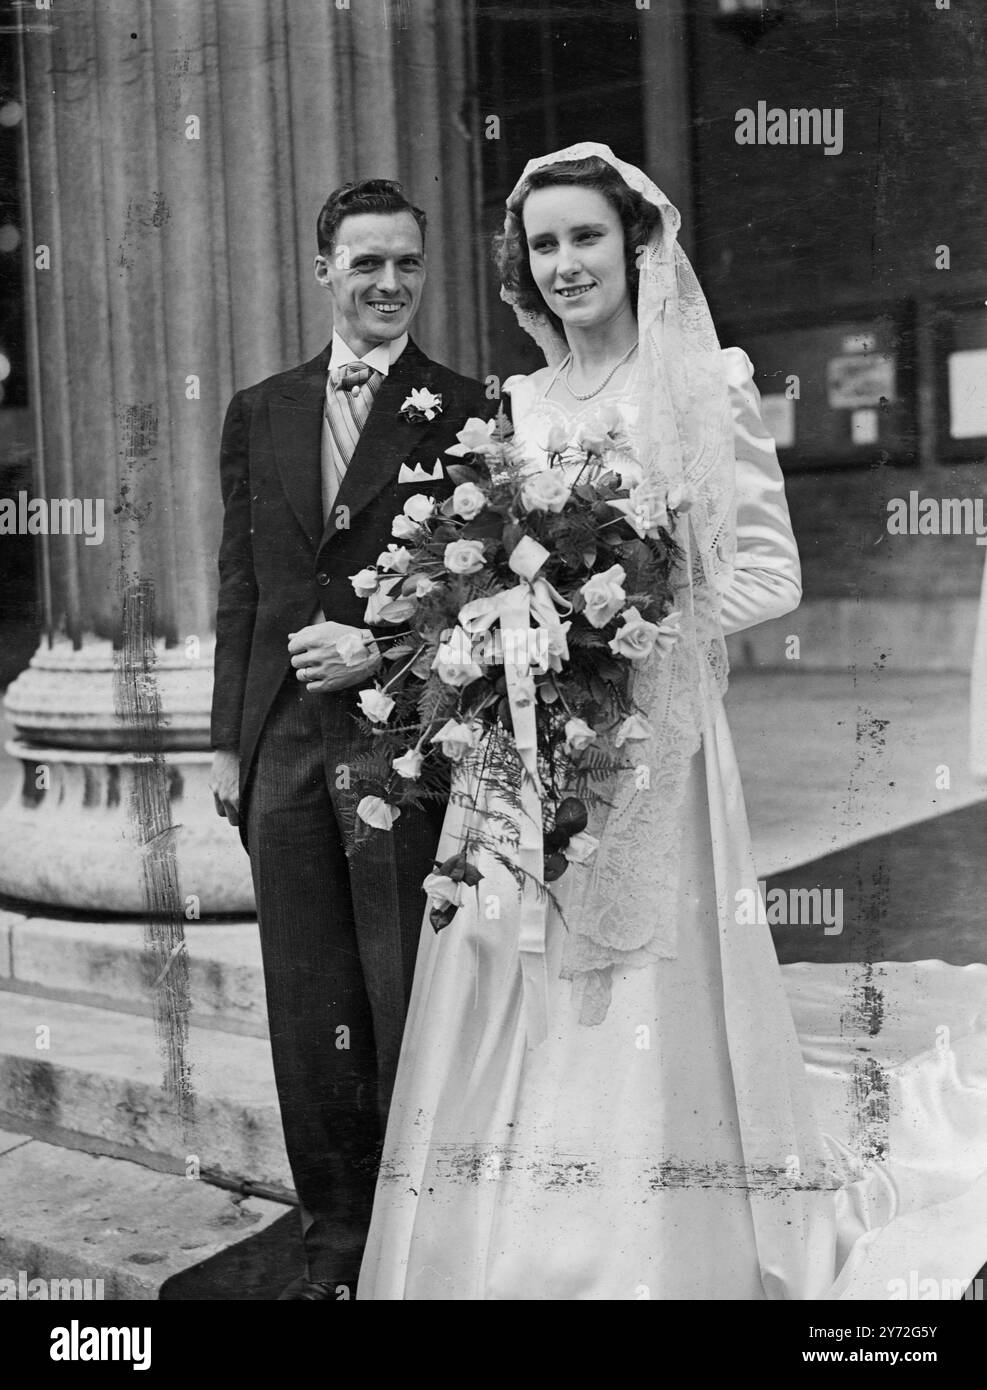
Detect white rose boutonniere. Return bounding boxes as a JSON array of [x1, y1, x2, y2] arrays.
[[400, 387, 443, 423]]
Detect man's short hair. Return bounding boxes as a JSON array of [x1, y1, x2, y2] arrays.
[[316, 179, 427, 256]]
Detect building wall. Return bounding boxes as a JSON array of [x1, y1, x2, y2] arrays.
[[688, 0, 987, 665]]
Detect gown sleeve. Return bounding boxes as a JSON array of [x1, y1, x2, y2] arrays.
[[716, 345, 803, 636]]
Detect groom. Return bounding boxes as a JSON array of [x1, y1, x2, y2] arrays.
[[209, 179, 488, 1299]]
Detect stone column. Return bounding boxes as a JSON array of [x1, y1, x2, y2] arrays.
[[0, 0, 483, 920]]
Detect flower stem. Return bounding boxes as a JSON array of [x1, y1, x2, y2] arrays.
[[380, 643, 428, 694]]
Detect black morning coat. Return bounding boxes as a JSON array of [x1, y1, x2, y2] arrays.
[[210, 336, 492, 837]]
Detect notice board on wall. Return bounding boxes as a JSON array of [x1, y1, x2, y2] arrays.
[[936, 299, 987, 462], [736, 312, 917, 471]]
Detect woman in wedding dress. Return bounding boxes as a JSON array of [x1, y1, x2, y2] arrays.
[[357, 144, 987, 1301]]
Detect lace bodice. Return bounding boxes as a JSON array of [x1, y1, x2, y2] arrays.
[[504, 361, 642, 483], [511, 361, 642, 447]]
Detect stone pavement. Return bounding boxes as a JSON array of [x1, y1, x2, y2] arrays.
[[728, 670, 984, 874], [1, 669, 984, 1297]]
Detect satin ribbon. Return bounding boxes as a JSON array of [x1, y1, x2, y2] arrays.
[[455, 537, 570, 1046]]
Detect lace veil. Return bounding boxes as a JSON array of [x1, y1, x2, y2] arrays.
[[499, 142, 737, 1023]]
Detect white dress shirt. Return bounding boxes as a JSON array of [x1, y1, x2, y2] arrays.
[[327, 329, 408, 378], [310, 331, 410, 627]]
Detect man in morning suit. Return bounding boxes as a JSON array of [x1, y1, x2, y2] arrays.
[[209, 179, 489, 1299]]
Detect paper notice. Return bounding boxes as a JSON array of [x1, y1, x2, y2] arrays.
[[948, 349, 987, 440]]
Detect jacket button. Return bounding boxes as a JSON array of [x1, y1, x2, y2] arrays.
[[316, 571, 330, 586]]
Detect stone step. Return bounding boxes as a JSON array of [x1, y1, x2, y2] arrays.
[[0, 1128, 287, 1300], [0, 909, 268, 1037], [0, 992, 291, 1189]]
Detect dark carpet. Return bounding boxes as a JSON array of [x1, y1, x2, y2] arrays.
[[765, 798, 987, 966]]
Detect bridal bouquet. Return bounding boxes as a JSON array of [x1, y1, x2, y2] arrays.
[[344, 407, 690, 931]]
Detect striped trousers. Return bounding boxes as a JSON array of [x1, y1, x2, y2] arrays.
[[247, 675, 445, 1285]]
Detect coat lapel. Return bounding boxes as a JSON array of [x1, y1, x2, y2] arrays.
[[319, 339, 439, 550], [269, 346, 331, 551]]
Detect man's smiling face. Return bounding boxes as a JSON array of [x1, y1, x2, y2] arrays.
[[314, 211, 425, 356]]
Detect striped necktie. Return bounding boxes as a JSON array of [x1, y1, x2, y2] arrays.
[[322, 362, 384, 519]]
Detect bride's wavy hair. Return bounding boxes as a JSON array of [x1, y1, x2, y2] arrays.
[[494, 155, 663, 337]]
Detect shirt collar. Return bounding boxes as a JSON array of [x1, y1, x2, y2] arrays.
[[328, 330, 408, 378]]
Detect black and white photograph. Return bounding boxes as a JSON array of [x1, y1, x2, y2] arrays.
[[0, 0, 986, 1345]]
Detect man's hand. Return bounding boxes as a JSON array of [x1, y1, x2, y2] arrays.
[[210, 748, 241, 826], [288, 621, 382, 693]]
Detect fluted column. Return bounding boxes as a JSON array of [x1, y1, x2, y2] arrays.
[[0, 0, 483, 917]]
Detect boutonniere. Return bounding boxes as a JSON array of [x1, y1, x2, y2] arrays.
[[400, 387, 443, 423]]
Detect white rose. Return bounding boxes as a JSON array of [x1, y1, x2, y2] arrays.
[[545, 620, 571, 672], [403, 493, 436, 524], [357, 687, 395, 723], [430, 718, 480, 762], [443, 539, 487, 575], [596, 403, 626, 439], [608, 606, 662, 662], [336, 630, 373, 666], [356, 796, 400, 830], [545, 423, 569, 456], [350, 567, 380, 598], [451, 482, 487, 520], [579, 564, 626, 629], [392, 748, 425, 779], [521, 471, 571, 514], [614, 713, 654, 746], [563, 831, 600, 865], [612, 482, 668, 539], [432, 629, 483, 687], [632, 482, 669, 532], [654, 610, 683, 659], [422, 872, 463, 907], [564, 717, 597, 753], [391, 513, 421, 541], [446, 417, 497, 458], [363, 574, 403, 624], [377, 545, 412, 574], [402, 387, 442, 420], [574, 421, 607, 457]]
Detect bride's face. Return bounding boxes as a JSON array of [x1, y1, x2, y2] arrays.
[[522, 185, 631, 332]]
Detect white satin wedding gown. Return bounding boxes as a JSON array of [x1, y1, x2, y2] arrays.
[[357, 348, 987, 1301]]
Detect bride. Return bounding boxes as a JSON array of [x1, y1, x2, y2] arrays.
[[357, 144, 987, 1300]]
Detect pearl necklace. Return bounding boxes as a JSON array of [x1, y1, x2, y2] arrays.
[[562, 341, 638, 401]]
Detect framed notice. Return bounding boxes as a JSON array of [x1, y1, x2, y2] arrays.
[[935, 299, 987, 462], [730, 309, 917, 470]]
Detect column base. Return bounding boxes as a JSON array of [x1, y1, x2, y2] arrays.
[[0, 742, 253, 914], [1, 637, 253, 914], [3, 636, 215, 749]]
